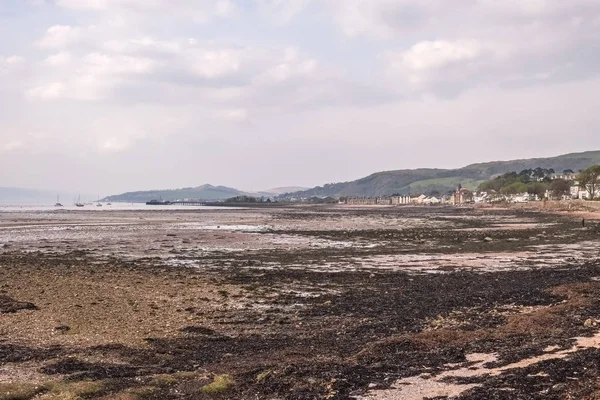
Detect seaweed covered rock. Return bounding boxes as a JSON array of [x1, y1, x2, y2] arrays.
[[0, 295, 37, 313]]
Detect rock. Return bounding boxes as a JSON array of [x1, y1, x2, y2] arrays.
[[368, 383, 378, 389], [54, 325, 71, 333], [484, 237, 493, 242], [584, 318, 596, 327], [0, 296, 38, 313], [552, 383, 567, 391], [180, 326, 216, 335]]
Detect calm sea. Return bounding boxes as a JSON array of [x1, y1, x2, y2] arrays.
[[0, 203, 235, 212]]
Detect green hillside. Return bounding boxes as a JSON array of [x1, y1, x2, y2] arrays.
[[105, 184, 245, 203], [405, 177, 485, 195], [285, 150, 600, 198]]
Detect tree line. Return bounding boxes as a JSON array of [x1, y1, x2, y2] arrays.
[[477, 165, 600, 200], [478, 168, 568, 198]]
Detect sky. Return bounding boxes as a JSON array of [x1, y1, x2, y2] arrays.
[[1, 0, 600, 195]]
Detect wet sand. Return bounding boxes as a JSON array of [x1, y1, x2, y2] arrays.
[[2, 205, 600, 399]]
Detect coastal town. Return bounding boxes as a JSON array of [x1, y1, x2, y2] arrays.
[[342, 169, 600, 206]]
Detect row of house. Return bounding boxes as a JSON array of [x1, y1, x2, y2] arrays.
[[343, 181, 600, 207], [471, 183, 599, 204], [570, 185, 600, 200], [343, 196, 442, 206], [343, 188, 475, 206]]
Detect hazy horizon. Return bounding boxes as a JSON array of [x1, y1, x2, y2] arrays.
[[2, 1, 600, 194]]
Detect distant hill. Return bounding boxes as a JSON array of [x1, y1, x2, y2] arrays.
[[283, 150, 600, 198], [105, 184, 246, 203]]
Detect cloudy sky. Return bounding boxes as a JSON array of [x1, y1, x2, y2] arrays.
[[1, 0, 600, 195]]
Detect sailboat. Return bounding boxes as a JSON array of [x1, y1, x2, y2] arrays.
[[96, 194, 102, 207], [75, 195, 84, 207], [54, 195, 63, 207]]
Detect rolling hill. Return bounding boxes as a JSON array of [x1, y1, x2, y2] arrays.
[[104, 184, 246, 203], [283, 150, 600, 198]]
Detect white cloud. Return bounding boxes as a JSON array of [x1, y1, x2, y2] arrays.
[[84, 52, 155, 75], [383, 39, 489, 87], [253, 47, 318, 84], [258, 0, 312, 24], [221, 108, 249, 122], [28, 26, 334, 108], [326, 0, 600, 39], [29, 50, 156, 101], [0, 56, 26, 77], [187, 49, 241, 79], [44, 51, 72, 66], [27, 82, 66, 100], [54, 0, 238, 21], [5, 56, 25, 65], [99, 137, 134, 152], [37, 25, 81, 48], [1, 140, 25, 152], [399, 40, 483, 71], [214, 0, 237, 17], [326, 0, 447, 39]]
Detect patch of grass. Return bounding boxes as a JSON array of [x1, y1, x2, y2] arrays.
[[173, 371, 203, 380], [43, 380, 104, 399], [200, 375, 234, 394], [121, 386, 156, 399], [256, 369, 273, 383], [0, 383, 47, 400], [149, 374, 177, 387]]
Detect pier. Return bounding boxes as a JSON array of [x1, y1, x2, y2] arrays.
[[170, 200, 207, 206]]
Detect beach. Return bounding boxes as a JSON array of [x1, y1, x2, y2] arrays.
[[2, 205, 600, 399]]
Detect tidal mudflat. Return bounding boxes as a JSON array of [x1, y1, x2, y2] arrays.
[[2, 205, 600, 399]]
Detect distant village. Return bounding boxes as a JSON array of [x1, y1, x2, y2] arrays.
[[341, 168, 600, 206]]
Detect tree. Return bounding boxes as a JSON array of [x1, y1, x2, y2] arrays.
[[527, 182, 548, 198], [533, 167, 545, 180], [577, 165, 600, 200], [500, 182, 528, 195], [563, 169, 574, 175], [549, 179, 571, 199]]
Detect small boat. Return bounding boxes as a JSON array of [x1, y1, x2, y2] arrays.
[[55, 195, 63, 207], [75, 195, 84, 207]]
